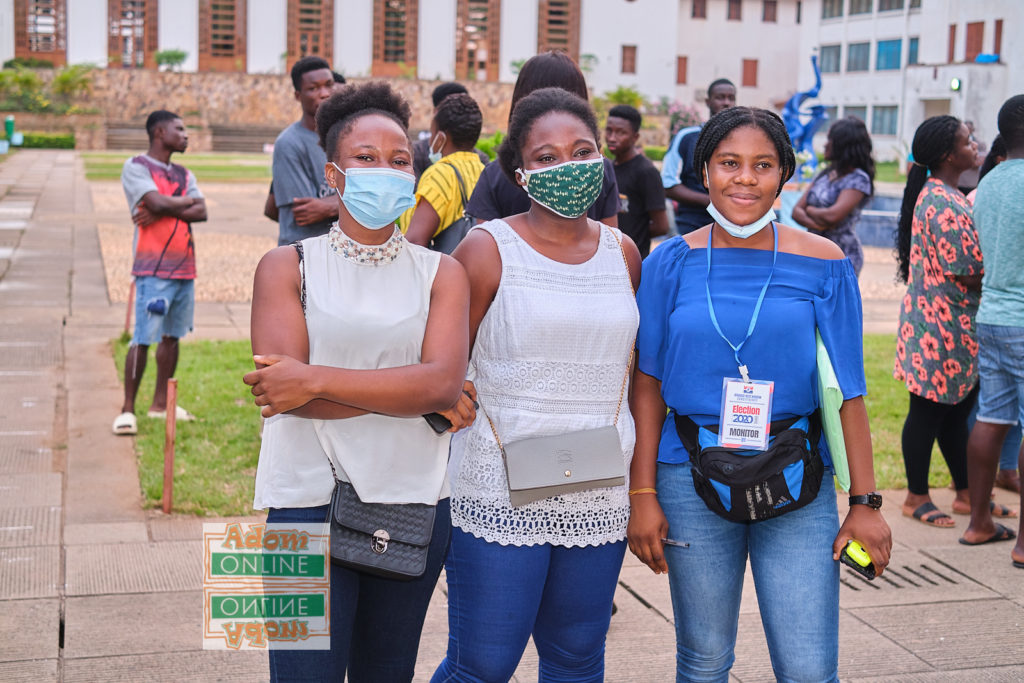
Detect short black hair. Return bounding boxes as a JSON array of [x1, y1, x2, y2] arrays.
[[434, 93, 482, 149], [997, 94, 1024, 148], [497, 87, 599, 185], [291, 56, 331, 91], [509, 51, 589, 124], [693, 106, 795, 197], [707, 78, 735, 98], [607, 104, 641, 133], [315, 81, 411, 162], [145, 110, 180, 140], [826, 116, 875, 192], [332, 70, 346, 85], [431, 82, 469, 108]]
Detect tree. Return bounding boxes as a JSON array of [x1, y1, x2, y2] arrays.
[[50, 64, 93, 105], [155, 49, 187, 72]]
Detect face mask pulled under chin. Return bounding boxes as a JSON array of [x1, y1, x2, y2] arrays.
[[427, 132, 445, 165], [331, 162, 415, 230], [703, 162, 776, 239]]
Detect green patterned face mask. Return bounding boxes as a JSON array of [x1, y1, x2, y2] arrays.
[[515, 158, 604, 218]]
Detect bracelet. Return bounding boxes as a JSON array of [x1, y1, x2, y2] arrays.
[[628, 487, 657, 496]]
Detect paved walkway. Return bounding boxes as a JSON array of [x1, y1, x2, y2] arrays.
[[0, 150, 1022, 682]]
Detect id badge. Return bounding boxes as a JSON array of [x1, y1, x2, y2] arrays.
[[719, 378, 774, 450]]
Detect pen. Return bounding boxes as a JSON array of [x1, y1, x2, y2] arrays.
[[661, 538, 690, 548]]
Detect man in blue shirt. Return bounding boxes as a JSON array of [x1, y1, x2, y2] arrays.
[[661, 79, 736, 234], [961, 94, 1024, 563]]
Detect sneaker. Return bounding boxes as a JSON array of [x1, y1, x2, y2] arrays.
[[112, 412, 138, 435], [147, 405, 197, 422]]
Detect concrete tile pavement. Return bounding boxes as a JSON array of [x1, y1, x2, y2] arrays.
[[0, 150, 1021, 682]]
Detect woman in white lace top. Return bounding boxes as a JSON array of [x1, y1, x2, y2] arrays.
[[432, 88, 641, 681]]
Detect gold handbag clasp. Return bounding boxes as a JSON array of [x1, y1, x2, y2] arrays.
[[371, 529, 390, 554]]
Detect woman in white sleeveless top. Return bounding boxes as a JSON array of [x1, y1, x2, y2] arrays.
[[243, 83, 469, 683], [432, 88, 641, 682]]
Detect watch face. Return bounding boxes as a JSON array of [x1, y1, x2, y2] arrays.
[[868, 493, 883, 509]]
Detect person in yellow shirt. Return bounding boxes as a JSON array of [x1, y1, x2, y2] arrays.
[[403, 93, 485, 251]]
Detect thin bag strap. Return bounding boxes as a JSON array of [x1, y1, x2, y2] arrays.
[[444, 161, 469, 214], [483, 224, 636, 451]]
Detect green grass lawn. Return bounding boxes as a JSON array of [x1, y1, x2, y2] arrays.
[[875, 161, 905, 184], [114, 336, 261, 516], [83, 152, 271, 182], [114, 333, 944, 517]]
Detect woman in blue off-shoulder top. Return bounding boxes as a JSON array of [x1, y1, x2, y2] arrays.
[[627, 107, 892, 683]]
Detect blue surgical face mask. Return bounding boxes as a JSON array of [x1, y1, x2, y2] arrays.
[[331, 162, 415, 230], [427, 132, 445, 165], [703, 162, 776, 239]]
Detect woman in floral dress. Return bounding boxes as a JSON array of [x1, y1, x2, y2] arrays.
[[894, 115, 987, 528]]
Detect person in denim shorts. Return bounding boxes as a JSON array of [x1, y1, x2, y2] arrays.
[[112, 110, 207, 436], [961, 95, 1024, 563]]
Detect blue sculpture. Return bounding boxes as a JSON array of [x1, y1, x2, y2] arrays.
[[782, 54, 829, 182]]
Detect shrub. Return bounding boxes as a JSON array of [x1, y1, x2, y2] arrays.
[[0, 131, 75, 148], [51, 64, 94, 103], [3, 57, 53, 69], [476, 130, 504, 161], [604, 85, 645, 108], [643, 145, 667, 162], [155, 49, 187, 71]]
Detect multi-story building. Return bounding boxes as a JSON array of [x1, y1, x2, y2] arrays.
[[801, 0, 1022, 160], [0, 0, 806, 111], [0, 1, 1018, 157]]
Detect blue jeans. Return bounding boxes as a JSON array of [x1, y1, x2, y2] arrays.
[[431, 529, 626, 682], [266, 499, 451, 683], [132, 276, 194, 345], [974, 323, 1024, 470], [657, 462, 839, 683]]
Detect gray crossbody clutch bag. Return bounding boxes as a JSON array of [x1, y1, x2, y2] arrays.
[[483, 225, 634, 507]]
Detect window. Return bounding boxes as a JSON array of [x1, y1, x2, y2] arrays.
[[847, 42, 870, 71], [537, 0, 580, 62], [796, 0, 801, 23], [456, 0, 500, 82], [908, 37, 919, 65], [948, 24, 956, 63], [290, 0, 334, 71], [965, 21, 984, 62], [844, 106, 867, 122], [676, 56, 688, 84], [727, 0, 741, 20], [199, 0, 246, 72], [621, 45, 636, 73], [822, 0, 842, 19], [692, 0, 706, 19], [876, 39, 901, 70], [762, 0, 777, 22], [910, 0, 920, 7], [823, 105, 839, 123], [819, 44, 841, 73], [107, 0, 158, 69], [878, 0, 903, 10], [849, 0, 872, 14], [994, 19, 1003, 58], [372, 0, 416, 76], [742, 58, 758, 87], [15, 0, 67, 66], [871, 105, 898, 135]]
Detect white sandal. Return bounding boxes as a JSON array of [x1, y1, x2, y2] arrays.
[[147, 405, 196, 422], [112, 412, 138, 435]]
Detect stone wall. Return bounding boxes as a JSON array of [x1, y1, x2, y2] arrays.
[[83, 70, 515, 137], [0, 111, 106, 150]]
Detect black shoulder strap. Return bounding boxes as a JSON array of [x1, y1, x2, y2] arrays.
[[291, 241, 306, 315], [445, 161, 469, 212]]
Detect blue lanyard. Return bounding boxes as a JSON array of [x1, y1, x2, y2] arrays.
[[705, 223, 778, 382]]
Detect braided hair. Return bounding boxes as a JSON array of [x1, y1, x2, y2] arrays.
[[693, 106, 796, 198], [315, 81, 411, 162], [895, 115, 961, 283]]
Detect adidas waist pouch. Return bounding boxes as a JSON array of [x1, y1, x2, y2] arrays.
[[674, 413, 824, 523]]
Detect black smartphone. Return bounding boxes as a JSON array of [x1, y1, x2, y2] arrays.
[[840, 540, 877, 580], [423, 412, 452, 434]]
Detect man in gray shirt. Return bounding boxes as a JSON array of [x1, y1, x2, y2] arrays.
[[272, 56, 338, 245]]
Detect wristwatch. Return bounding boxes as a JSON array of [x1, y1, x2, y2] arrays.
[[849, 492, 883, 510]]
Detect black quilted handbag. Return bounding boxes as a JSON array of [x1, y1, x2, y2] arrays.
[[327, 480, 436, 581]]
